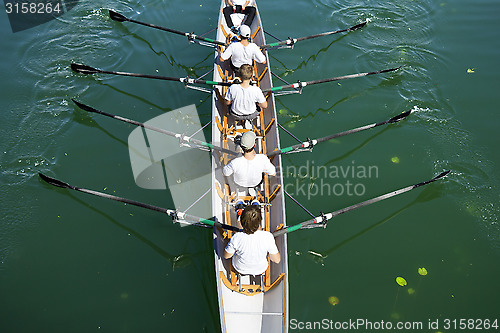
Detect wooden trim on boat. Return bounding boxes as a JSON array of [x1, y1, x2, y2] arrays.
[[219, 271, 286, 296], [269, 185, 281, 202], [251, 26, 260, 40], [258, 67, 268, 82], [265, 118, 275, 135], [215, 116, 225, 134]]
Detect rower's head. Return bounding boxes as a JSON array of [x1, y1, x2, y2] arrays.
[[239, 64, 254, 81], [239, 25, 251, 40], [240, 205, 261, 234], [240, 130, 256, 153]]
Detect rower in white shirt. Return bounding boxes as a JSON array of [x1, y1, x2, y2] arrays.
[[220, 25, 266, 75], [223, 131, 276, 190], [224, 64, 267, 122]]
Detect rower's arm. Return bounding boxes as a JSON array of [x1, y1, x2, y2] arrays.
[[223, 250, 234, 259], [269, 252, 280, 264]]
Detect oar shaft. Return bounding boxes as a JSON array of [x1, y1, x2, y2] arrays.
[[316, 123, 378, 143], [110, 10, 225, 46], [264, 66, 403, 93], [261, 21, 366, 49], [72, 100, 237, 156], [295, 21, 367, 42], [273, 171, 450, 237], [77, 187, 171, 214], [268, 122, 381, 156], [99, 69, 181, 82], [269, 110, 412, 156], [71, 63, 231, 86], [39, 173, 241, 232], [307, 66, 403, 86], [267, 139, 317, 157], [127, 17, 186, 36]]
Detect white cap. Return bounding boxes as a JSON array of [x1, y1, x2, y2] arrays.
[[239, 25, 251, 38], [240, 131, 256, 150]]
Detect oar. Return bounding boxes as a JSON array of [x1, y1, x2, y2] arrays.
[[108, 10, 225, 47], [263, 65, 404, 93], [71, 63, 231, 87], [268, 110, 412, 156], [39, 173, 242, 232], [273, 171, 451, 237], [72, 100, 238, 156], [261, 21, 367, 49]]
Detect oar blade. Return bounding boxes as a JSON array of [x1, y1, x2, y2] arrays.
[[72, 99, 97, 113], [39, 173, 74, 190], [378, 65, 404, 75], [388, 109, 412, 123], [349, 20, 367, 32], [415, 170, 451, 187], [71, 63, 100, 75], [109, 10, 128, 22], [435, 170, 451, 179]]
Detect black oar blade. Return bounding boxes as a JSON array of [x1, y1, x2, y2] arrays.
[[436, 170, 451, 179], [71, 63, 99, 75], [109, 10, 128, 22], [388, 110, 412, 123], [378, 65, 404, 75], [39, 173, 74, 190], [72, 99, 98, 114], [416, 170, 451, 188], [349, 21, 367, 31]]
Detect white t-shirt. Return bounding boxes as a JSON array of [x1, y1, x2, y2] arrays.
[[220, 42, 266, 68], [225, 84, 266, 116], [231, 0, 251, 6], [223, 154, 276, 187], [225, 230, 279, 275]]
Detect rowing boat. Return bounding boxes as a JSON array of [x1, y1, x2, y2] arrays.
[[211, 1, 288, 332], [37, 4, 451, 333]]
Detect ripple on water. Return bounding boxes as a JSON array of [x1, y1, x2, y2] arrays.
[[2, 3, 140, 176], [304, 0, 500, 249], [413, 107, 500, 248]]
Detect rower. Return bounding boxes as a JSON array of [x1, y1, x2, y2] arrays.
[[223, 131, 276, 198], [219, 25, 266, 76], [222, 0, 257, 34], [223, 205, 280, 291], [224, 64, 267, 127]]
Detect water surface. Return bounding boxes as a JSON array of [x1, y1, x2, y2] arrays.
[[1, 0, 499, 332]]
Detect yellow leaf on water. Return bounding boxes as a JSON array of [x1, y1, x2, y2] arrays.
[[467, 68, 475, 73], [328, 296, 339, 306], [396, 276, 407, 287], [418, 267, 428, 276]]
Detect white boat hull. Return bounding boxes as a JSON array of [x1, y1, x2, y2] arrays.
[[211, 1, 289, 332]]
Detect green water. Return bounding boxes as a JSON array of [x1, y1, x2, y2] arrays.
[[1, 0, 499, 332]]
